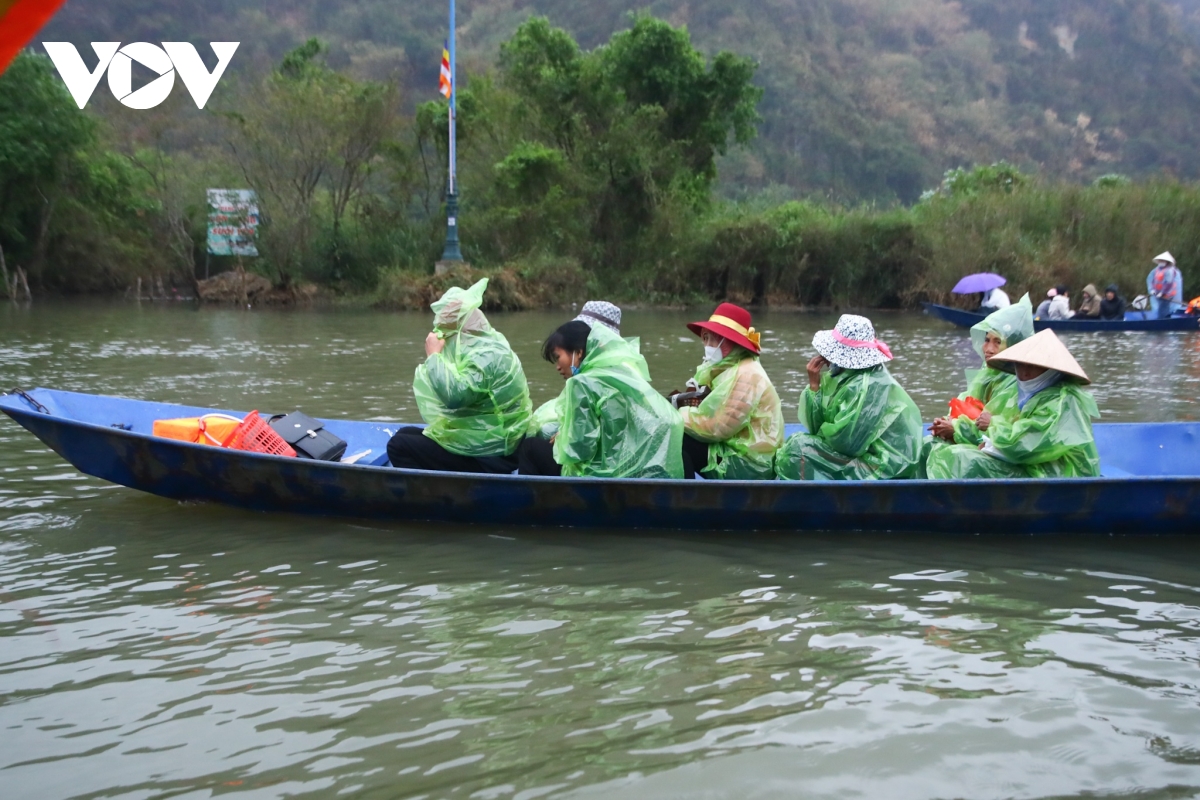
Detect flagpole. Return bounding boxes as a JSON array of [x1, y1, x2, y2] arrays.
[[449, 0, 456, 195], [440, 0, 463, 262]]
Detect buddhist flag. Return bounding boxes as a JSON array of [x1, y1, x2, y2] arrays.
[[439, 41, 451, 98], [0, 0, 69, 74]]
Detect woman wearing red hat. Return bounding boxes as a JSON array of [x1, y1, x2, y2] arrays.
[[675, 303, 783, 480]]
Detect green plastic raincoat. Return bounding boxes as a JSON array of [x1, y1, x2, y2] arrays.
[[552, 324, 684, 479], [776, 365, 923, 481], [681, 352, 783, 480], [951, 369, 1018, 445], [925, 381, 1101, 479], [528, 337, 650, 440], [919, 297, 1035, 477], [949, 295, 1034, 446], [413, 279, 532, 457]]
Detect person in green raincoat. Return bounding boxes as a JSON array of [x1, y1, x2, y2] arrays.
[[919, 295, 1034, 473], [925, 329, 1101, 479], [388, 278, 532, 473], [518, 320, 684, 478], [673, 303, 783, 480], [775, 314, 923, 481], [525, 301, 649, 443]]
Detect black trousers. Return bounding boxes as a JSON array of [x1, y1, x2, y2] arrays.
[[387, 427, 517, 474], [520, 433, 705, 479], [681, 434, 708, 480], [517, 435, 562, 476]]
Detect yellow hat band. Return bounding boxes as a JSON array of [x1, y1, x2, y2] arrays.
[[708, 314, 760, 347]]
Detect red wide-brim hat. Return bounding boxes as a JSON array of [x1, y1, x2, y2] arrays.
[[687, 303, 761, 353]]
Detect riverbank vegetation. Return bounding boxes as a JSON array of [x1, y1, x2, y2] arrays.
[[2, 14, 1199, 308]]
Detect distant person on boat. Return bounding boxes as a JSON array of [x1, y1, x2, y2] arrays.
[[388, 278, 532, 473], [775, 315, 923, 481], [1147, 252, 1184, 319], [518, 320, 684, 478], [1075, 284, 1102, 319], [673, 303, 783, 480], [925, 329, 1100, 479], [980, 286, 1010, 312], [1035, 288, 1056, 319], [1099, 285, 1127, 320], [1046, 286, 1074, 320], [923, 295, 1035, 472]]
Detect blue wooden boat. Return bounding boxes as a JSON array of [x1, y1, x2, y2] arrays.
[[2, 388, 1198, 534], [922, 302, 1200, 332]]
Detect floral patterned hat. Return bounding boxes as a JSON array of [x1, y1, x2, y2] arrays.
[[812, 315, 893, 369]]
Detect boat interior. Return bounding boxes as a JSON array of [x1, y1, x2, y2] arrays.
[[4, 388, 1199, 479]]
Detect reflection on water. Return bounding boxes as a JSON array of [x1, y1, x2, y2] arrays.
[[1, 301, 1199, 798]]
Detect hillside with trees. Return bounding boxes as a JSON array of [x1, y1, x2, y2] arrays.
[[39, 0, 1200, 202], [5, 0, 1200, 305]]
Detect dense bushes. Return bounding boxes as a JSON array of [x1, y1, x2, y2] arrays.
[[912, 176, 1200, 305], [663, 203, 927, 307], [637, 171, 1200, 309]]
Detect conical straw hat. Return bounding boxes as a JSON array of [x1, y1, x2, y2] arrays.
[[1154, 251, 1176, 265], [987, 329, 1090, 384]]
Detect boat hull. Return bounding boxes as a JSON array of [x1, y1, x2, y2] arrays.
[[3, 389, 1199, 534], [922, 302, 1200, 332]]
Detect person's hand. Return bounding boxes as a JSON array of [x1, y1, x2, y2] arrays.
[[807, 355, 829, 392], [931, 417, 955, 441], [978, 442, 987, 450], [425, 332, 445, 356], [549, 433, 557, 445], [975, 410, 992, 431]]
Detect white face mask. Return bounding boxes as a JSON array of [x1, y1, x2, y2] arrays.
[[703, 340, 724, 364]]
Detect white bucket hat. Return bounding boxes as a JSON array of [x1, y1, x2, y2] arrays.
[[574, 300, 621, 333], [813, 315, 894, 370], [1154, 251, 1176, 265], [987, 329, 1090, 384]]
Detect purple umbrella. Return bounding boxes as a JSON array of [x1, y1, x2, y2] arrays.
[[952, 273, 1007, 294]]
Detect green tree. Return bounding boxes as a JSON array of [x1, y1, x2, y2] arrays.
[[225, 39, 399, 285], [492, 15, 762, 271], [0, 51, 163, 291], [602, 17, 761, 185], [0, 51, 95, 280]]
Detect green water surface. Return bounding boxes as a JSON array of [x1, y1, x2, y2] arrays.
[[1, 301, 1198, 799]]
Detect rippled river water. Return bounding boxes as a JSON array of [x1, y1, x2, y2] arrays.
[[2, 301, 1199, 799]]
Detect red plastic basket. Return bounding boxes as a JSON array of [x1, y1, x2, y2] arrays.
[[225, 411, 296, 457]]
